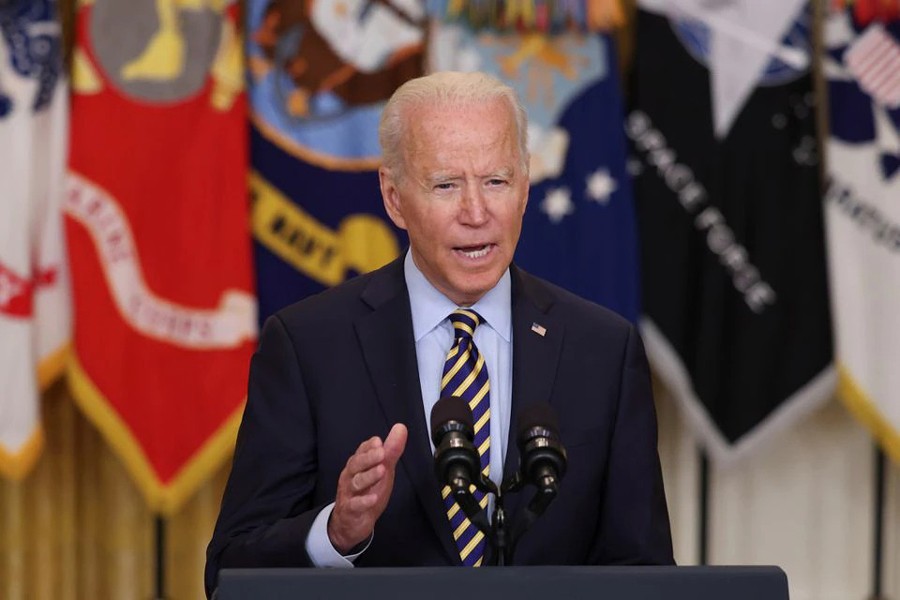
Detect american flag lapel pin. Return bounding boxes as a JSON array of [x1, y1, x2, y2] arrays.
[[531, 322, 547, 337]]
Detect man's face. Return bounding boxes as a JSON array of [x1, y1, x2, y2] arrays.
[[379, 99, 529, 306]]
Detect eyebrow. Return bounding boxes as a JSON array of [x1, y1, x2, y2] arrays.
[[424, 172, 461, 184], [420, 166, 516, 187], [486, 167, 515, 179], [425, 167, 516, 183]]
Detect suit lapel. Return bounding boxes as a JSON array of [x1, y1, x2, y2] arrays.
[[355, 259, 460, 564], [502, 266, 565, 526]]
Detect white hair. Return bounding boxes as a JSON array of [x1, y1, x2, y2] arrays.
[[378, 71, 529, 176]]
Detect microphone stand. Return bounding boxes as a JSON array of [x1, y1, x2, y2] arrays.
[[450, 471, 560, 567], [497, 472, 559, 565], [491, 494, 508, 566], [496, 474, 523, 565], [451, 473, 502, 563], [449, 481, 491, 535]]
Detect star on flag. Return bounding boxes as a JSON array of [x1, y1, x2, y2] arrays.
[[585, 168, 618, 204], [541, 187, 574, 223]]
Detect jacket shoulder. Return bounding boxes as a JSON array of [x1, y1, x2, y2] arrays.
[[271, 258, 404, 332], [515, 267, 633, 336]]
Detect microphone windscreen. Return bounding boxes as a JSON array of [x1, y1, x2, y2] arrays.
[[516, 403, 560, 439], [430, 396, 474, 439]]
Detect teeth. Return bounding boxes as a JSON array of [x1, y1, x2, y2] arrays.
[[460, 245, 490, 259]]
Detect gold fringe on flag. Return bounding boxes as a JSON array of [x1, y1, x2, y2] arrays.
[[430, 0, 624, 32]]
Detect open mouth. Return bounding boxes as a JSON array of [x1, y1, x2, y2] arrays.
[[454, 243, 494, 259]]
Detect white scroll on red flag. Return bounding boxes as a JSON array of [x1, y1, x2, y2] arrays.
[[66, 0, 256, 512]]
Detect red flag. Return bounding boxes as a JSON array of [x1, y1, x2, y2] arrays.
[[66, 0, 255, 513]]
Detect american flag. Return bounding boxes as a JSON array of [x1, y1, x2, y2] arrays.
[[845, 23, 900, 107]]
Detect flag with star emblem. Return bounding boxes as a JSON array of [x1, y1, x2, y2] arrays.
[[429, 26, 641, 321], [0, 0, 70, 480], [628, 0, 834, 462], [824, 7, 900, 464], [66, 1, 256, 512]]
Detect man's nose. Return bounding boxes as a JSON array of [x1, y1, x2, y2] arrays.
[[459, 186, 489, 226]]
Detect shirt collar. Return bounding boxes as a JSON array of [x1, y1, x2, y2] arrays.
[[404, 249, 512, 343]]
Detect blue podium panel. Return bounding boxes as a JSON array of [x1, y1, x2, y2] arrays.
[[217, 566, 789, 600]]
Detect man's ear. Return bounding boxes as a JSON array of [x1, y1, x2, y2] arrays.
[[521, 155, 530, 213], [379, 167, 407, 230]]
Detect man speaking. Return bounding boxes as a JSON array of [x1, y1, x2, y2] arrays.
[[205, 71, 673, 597]]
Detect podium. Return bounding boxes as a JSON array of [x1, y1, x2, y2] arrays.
[[217, 566, 789, 600]]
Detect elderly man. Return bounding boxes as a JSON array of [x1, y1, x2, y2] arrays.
[[205, 71, 673, 597]]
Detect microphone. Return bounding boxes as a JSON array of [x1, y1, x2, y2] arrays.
[[430, 396, 481, 494], [516, 403, 567, 495], [503, 403, 568, 562]]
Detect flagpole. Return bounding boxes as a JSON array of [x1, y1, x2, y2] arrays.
[[698, 450, 710, 565], [154, 515, 166, 600], [870, 448, 886, 600]]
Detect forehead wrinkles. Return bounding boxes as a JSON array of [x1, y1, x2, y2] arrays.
[[402, 105, 520, 176]]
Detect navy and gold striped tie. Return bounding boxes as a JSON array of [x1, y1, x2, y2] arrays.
[[441, 308, 490, 567]]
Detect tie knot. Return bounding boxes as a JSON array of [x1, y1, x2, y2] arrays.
[[449, 308, 482, 340]]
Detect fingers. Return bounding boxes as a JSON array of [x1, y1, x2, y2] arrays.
[[382, 423, 408, 466], [328, 425, 407, 553], [347, 425, 406, 475], [349, 463, 385, 493], [346, 424, 405, 492], [343, 492, 379, 512], [345, 436, 384, 474]]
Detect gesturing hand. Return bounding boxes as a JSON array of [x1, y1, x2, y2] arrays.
[[328, 423, 408, 554]]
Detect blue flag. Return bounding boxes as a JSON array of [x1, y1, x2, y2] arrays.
[[246, 0, 425, 321], [248, 0, 639, 323], [428, 26, 641, 321]]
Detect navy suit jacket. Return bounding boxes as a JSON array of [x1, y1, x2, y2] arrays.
[[205, 258, 673, 596]]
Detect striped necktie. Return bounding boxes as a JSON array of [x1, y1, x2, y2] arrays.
[[441, 308, 490, 567]]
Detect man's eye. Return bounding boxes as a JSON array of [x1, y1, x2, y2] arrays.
[[488, 179, 508, 186], [434, 182, 454, 190]]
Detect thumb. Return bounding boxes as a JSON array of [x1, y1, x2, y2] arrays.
[[382, 423, 408, 466]]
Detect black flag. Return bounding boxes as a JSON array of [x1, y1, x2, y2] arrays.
[[627, 1, 834, 462]]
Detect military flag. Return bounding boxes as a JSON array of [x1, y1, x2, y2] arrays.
[[66, 0, 256, 512], [824, 4, 900, 463], [246, 0, 417, 321], [248, 0, 638, 322], [0, 0, 70, 480], [429, 22, 641, 320], [629, 0, 834, 462]]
